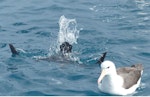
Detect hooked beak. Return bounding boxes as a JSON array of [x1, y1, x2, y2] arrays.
[[97, 69, 107, 85]]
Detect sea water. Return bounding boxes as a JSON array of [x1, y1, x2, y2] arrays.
[[0, 0, 149, 96]]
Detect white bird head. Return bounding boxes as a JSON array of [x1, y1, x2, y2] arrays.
[[98, 60, 117, 84]]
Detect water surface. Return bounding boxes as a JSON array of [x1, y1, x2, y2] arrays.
[[0, 0, 150, 96]]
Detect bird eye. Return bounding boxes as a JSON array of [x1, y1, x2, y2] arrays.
[[107, 66, 110, 69]]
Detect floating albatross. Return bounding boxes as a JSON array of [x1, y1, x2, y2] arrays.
[[97, 52, 143, 95]]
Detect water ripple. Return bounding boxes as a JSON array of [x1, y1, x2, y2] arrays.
[[0, 0, 149, 96]]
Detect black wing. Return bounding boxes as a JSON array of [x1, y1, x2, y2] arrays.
[[9, 44, 19, 55], [97, 52, 107, 65]]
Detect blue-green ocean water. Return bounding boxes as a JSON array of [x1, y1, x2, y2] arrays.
[[0, 0, 150, 96]]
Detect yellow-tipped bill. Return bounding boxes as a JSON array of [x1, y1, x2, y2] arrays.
[[98, 69, 107, 85]]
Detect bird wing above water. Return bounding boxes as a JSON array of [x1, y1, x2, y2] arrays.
[[117, 64, 143, 89]]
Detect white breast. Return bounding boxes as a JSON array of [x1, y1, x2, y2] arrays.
[[98, 75, 124, 95]]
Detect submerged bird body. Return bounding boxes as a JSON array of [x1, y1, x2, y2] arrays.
[[98, 60, 143, 95]]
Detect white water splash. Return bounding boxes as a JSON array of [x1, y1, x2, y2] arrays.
[[58, 15, 79, 45], [48, 15, 80, 63]]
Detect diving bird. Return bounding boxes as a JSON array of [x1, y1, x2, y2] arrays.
[[97, 53, 143, 95], [9, 42, 72, 56], [8, 42, 73, 62]]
